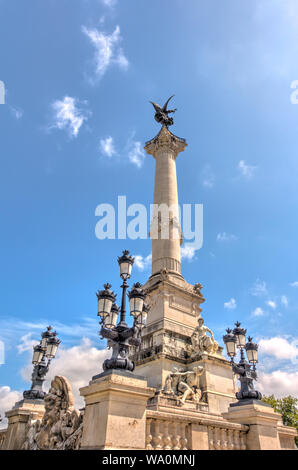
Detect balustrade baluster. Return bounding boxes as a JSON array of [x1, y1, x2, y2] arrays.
[[172, 422, 181, 450], [180, 423, 188, 450], [220, 428, 228, 450], [233, 430, 241, 450], [152, 420, 163, 450], [240, 431, 246, 450], [227, 429, 234, 450], [146, 418, 153, 450], [163, 420, 172, 450], [208, 426, 214, 450], [213, 427, 221, 450]]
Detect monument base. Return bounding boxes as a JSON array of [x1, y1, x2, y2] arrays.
[[222, 400, 283, 450], [3, 399, 45, 450], [79, 370, 155, 450]]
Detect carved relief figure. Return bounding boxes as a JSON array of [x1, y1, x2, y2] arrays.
[[163, 366, 204, 405], [177, 366, 204, 404], [188, 318, 219, 358], [163, 367, 184, 395], [193, 283, 203, 296], [22, 376, 83, 450]]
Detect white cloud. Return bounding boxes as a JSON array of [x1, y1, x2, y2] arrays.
[[128, 141, 145, 168], [252, 307, 265, 317], [281, 295, 288, 308], [250, 279, 268, 297], [0, 317, 99, 352], [134, 254, 152, 271], [259, 336, 298, 361], [201, 165, 215, 189], [258, 370, 298, 398], [203, 178, 214, 188], [290, 281, 298, 287], [51, 96, 89, 138], [17, 333, 38, 355], [82, 25, 128, 80], [0, 386, 22, 429], [102, 0, 117, 7], [10, 106, 24, 120], [21, 338, 110, 409], [224, 298, 237, 310], [216, 232, 238, 242], [238, 160, 257, 179], [100, 136, 116, 157], [181, 244, 196, 261], [266, 300, 277, 309]]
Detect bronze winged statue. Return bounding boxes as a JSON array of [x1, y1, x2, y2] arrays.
[[150, 95, 177, 127]]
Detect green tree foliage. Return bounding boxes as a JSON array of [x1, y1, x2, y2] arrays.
[[262, 395, 298, 445]]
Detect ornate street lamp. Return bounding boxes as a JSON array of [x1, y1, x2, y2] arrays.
[[23, 326, 60, 400], [96, 250, 147, 372], [223, 322, 262, 402]]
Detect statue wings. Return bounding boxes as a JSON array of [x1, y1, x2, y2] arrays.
[[150, 95, 177, 127]]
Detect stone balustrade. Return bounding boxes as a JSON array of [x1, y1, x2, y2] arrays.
[[0, 429, 7, 449], [207, 425, 246, 450], [146, 417, 190, 450], [146, 411, 248, 450]]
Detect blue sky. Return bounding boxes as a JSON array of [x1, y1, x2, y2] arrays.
[[0, 0, 298, 416]]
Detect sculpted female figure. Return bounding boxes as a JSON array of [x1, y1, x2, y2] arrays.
[[189, 318, 219, 357]]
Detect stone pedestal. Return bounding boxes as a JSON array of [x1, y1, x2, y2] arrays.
[[222, 400, 282, 450], [2, 399, 44, 450], [192, 353, 237, 414], [79, 370, 155, 450], [133, 271, 205, 390]]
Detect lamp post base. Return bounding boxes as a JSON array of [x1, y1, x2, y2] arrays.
[[103, 356, 134, 372], [230, 398, 270, 408], [236, 390, 262, 401], [23, 389, 46, 400]]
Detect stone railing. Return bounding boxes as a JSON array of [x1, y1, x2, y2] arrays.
[[146, 416, 190, 450], [208, 425, 246, 450], [146, 411, 248, 450], [0, 429, 7, 449], [277, 425, 297, 450]]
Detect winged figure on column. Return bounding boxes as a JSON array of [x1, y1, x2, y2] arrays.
[[150, 95, 177, 127]]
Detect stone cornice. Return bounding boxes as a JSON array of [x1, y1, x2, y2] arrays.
[[145, 126, 187, 159], [144, 274, 205, 304]]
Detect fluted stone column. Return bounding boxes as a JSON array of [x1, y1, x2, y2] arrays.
[[145, 126, 187, 277]]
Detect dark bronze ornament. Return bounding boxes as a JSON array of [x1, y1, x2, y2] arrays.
[[23, 326, 60, 400], [223, 322, 262, 403], [150, 95, 177, 127], [96, 250, 147, 373]]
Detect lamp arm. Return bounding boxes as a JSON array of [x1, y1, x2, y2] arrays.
[[129, 336, 141, 347], [100, 326, 119, 341], [232, 363, 245, 376], [119, 327, 135, 341], [251, 370, 258, 380]]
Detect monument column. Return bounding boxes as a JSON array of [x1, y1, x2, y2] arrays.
[[130, 97, 237, 416], [145, 126, 187, 277]]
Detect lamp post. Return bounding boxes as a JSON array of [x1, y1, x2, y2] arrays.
[[223, 322, 262, 402], [23, 326, 60, 400], [96, 250, 147, 373]]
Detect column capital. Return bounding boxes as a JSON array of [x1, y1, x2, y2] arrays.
[[145, 126, 187, 159]]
